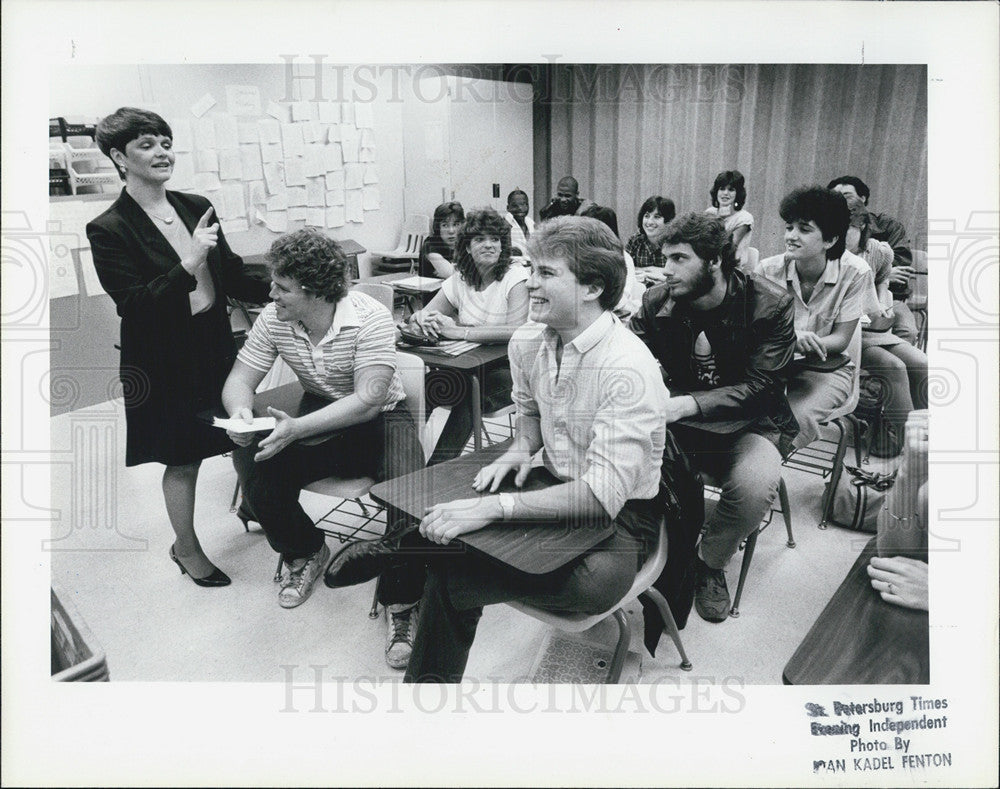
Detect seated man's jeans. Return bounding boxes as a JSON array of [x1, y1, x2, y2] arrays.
[[403, 499, 658, 684], [232, 401, 426, 606], [670, 426, 782, 571], [786, 365, 855, 450]]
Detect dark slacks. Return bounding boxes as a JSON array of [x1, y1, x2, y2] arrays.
[[403, 499, 658, 683], [232, 401, 426, 605]]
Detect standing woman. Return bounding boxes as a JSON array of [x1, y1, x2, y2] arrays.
[[625, 195, 676, 284], [419, 201, 464, 279], [409, 208, 529, 464], [87, 107, 270, 586], [705, 170, 754, 264]]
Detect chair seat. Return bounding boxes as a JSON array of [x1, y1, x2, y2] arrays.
[[303, 476, 376, 500]]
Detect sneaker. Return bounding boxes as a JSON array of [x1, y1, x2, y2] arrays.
[[694, 557, 731, 623], [384, 602, 419, 670], [278, 542, 331, 609]]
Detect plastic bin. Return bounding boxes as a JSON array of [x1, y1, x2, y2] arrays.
[[51, 585, 110, 681]]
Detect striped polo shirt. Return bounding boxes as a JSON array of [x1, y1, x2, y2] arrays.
[[237, 290, 405, 410]]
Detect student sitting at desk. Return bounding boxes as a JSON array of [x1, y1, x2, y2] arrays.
[[634, 212, 799, 623], [758, 186, 879, 449], [326, 216, 670, 682], [409, 208, 530, 465], [221, 229, 425, 668], [503, 189, 534, 257], [419, 201, 464, 279]]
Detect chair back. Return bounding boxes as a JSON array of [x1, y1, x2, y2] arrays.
[[352, 282, 394, 313], [396, 351, 428, 458]]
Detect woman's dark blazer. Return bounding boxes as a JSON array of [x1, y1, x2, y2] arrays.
[[87, 188, 270, 466]]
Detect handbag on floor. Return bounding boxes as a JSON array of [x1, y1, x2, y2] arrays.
[[823, 465, 897, 532]]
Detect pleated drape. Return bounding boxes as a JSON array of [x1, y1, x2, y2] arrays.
[[534, 64, 927, 256]]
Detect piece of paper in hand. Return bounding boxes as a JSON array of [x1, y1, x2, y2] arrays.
[[213, 416, 276, 433]]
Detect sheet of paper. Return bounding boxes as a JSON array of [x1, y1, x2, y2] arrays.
[[194, 149, 219, 172], [48, 243, 80, 298], [78, 248, 108, 297], [360, 128, 375, 147], [258, 118, 281, 145], [218, 149, 243, 181], [303, 144, 325, 178], [48, 198, 115, 250], [247, 181, 267, 206], [346, 189, 364, 222], [288, 206, 308, 222], [193, 172, 222, 192], [264, 211, 288, 233], [218, 184, 246, 220], [323, 143, 343, 172], [280, 123, 305, 158], [170, 153, 195, 190], [287, 186, 307, 207], [363, 164, 379, 184], [171, 119, 193, 152], [291, 101, 313, 122], [325, 170, 346, 191], [306, 178, 326, 207], [193, 117, 217, 149], [266, 100, 291, 122], [355, 103, 374, 129], [326, 205, 346, 228], [300, 120, 320, 143], [262, 161, 285, 194], [220, 218, 249, 236], [326, 189, 345, 206], [190, 92, 217, 118], [237, 122, 259, 144], [214, 115, 239, 149], [266, 192, 288, 211], [283, 158, 306, 187], [326, 124, 341, 143], [259, 142, 281, 164], [213, 415, 275, 433], [225, 85, 262, 117], [344, 162, 364, 190], [341, 103, 355, 125], [305, 208, 326, 227], [359, 147, 376, 163], [362, 185, 380, 211], [240, 145, 263, 180], [340, 125, 360, 162], [318, 101, 340, 124]]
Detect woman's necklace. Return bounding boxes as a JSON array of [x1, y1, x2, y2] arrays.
[[147, 206, 176, 224]]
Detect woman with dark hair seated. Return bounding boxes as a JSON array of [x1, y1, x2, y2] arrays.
[[625, 195, 676, 285], [408, 208, 529, 464], [419, 201, 465, 279], [579, 204, 645, 320], [705, 170, 754, 264], [87, 107, 270, 586]]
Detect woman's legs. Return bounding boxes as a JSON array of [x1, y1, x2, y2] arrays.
[[862, 346, 913, 428], [887, 342, 929, 410], [162, 460, 217, 578]]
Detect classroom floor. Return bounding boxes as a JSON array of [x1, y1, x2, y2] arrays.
[[49, 401, 893, 686]]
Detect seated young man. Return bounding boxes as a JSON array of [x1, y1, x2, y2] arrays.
[[634, 212, 799, 623], [221, 228, 425, 669], [828, 175, 918, 344], [326, 216, 670, 682], [758, 186, 880, 450], [538, 175, 598, 221]]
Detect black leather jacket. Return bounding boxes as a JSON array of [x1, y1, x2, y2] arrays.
[[635, 269, 800, 457]]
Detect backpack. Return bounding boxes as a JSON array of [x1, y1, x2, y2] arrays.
[[824, 465, 898, 532]]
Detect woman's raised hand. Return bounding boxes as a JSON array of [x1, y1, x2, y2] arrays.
[[186, 208, 219, 271]]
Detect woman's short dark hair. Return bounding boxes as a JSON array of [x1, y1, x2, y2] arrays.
[[580, 205, 620, 239], [636, 196, 677, 233], [266, 228, 348, 303], [779, 186, 850, 260], [844, 194, 872, 251], [95, 107, 173, 180], [432, 202, 465, 238], [453, 208, 513, 291], [709, 170, 747, 210], [655, 212, 739, 276], [526, 216, 626, 311], [827, 175, 871, 202]]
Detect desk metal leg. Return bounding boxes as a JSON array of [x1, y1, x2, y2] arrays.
[[471, 372, 483, 451]]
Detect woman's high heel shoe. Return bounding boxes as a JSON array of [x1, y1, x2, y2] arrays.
[[236, 502, 257, 532], [169, 545, 232, 587]]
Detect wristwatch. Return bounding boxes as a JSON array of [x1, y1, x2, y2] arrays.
[[498, 492, 515, 520]]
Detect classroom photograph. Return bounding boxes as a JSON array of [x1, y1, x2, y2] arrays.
[[45, 61, 933, 687]]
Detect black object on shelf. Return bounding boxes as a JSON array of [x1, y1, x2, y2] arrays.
[[49, 168, 71, 196]]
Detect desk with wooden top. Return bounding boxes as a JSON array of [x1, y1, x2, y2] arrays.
[[369, 441, 614, 574], [783, 537, 929, 684], [397, 341, 510, 451]]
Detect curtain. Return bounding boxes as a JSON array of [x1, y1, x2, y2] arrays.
[[534, 64, 927, 257]]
